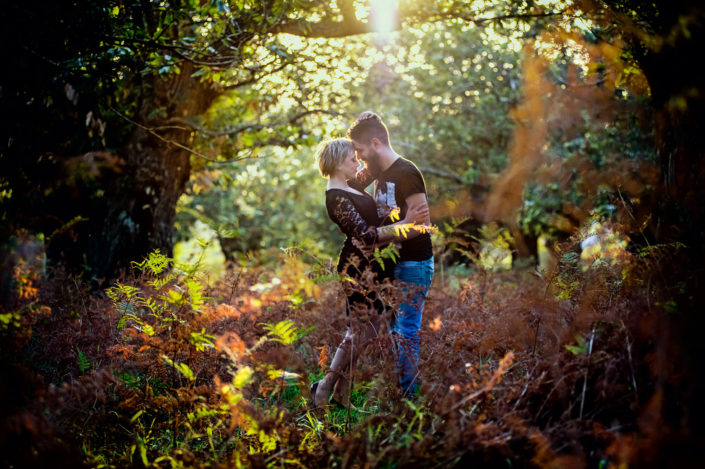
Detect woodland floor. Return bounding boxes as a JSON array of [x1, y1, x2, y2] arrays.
[[1, 244, 703, 468]]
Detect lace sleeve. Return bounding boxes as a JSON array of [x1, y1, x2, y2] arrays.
[[331, 195, 377, 245]]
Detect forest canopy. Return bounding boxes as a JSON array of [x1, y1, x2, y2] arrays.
[[2, 0, 679, 276]]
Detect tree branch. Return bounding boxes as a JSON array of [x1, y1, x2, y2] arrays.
[[453, 10, 568, 26], [109, 106, 253, 164], [166, 118, 267, 137], [223, 60, 291, 90], [271, 18, 374, 38], [167, 109, 349, 137], [418, 166, 465, 184], [271, 0, 373, 37]]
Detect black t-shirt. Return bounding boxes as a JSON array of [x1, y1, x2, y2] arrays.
[[373, 158, 433, 262], [325, 188, 392, 282]]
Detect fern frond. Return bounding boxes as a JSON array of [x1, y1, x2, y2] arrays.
[[162, 355, 195, 381], [138, 296, 163, 316], [185, 278, 208, 311], [310, 273, 345, 284], [373, 243, 400, 269], [132, 250, 172, 275], [190, 328, 215, 352], [108, 283, 140, 300], [123, 314, 155, 336], [261, 320, 299, 345], [149, 273, 177, 290], [77, 347, 91, 374], [232, 366, 254, 389]]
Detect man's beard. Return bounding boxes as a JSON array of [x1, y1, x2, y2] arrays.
[[364, 151, 382, 175]]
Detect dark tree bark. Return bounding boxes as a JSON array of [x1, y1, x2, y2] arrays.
[[634, 3, 705, 248], [47, 63, 222, 280], [598, 1, 705, 462]]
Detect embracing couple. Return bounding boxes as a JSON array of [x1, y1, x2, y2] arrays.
[[311, 112, 435, 407]]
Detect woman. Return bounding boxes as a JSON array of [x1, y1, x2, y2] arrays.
[[311, 138, 427, 407]]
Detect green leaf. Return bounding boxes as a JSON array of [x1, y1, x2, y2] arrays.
[[162, 355, 195, 381], [190, 328, 215, 352], [565, 335, 588, 355], [132, 250, 171, 275], [261, 319, 299, 345], [232, 366, 254, 389], [77, 347, 91, 374], [130, 409, 144, 423]]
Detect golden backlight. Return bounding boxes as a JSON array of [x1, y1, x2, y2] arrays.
[[368, 0, 399, 35]]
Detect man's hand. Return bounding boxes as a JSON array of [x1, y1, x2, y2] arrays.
[[404, 193, 431, 226], [404, 202, 429, 225]]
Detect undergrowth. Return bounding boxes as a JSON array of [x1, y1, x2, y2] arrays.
[[0, 226, 699, 468]]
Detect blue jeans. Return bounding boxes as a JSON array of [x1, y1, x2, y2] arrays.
[[392, 257, 434, 395]]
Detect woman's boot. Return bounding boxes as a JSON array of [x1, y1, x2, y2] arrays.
[[311, 373, 337, 408], [331, 372, 351, 407], [312, 331, 355, 407]]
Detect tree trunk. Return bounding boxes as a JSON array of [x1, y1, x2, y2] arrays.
[[47, 63, 221, 280], [638, 13, 705, 249], [622, 3, 705, 462]]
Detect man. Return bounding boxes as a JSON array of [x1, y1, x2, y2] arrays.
[[347, 112, 434, 396]]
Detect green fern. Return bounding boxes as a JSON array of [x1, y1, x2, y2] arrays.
[[294, 325, 316, 342], [149, 273, 177, 290], [565, 334, 589, 355], [232, 366, 254, 389], [131, 249, 172, 275], [138, 296, 165, 317], [185, 278, 207, 311], [161, 287, 186, 307], [116, 315, 127, 330], [187, 407, 227, 423], [162, 355, 195, 381], [373, 243, 399, 270], [77, 347, 91, 374], [261, 320, 299, 345], [123, 314, 155, 336], [106, 283, 140, 301], [190, 328, 215, 352], [310, 273, 346, 284]]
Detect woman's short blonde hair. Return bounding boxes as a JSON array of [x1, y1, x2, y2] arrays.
[[315, 138, 353, 178]]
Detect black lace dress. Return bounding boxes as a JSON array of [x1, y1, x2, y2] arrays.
[[325, 188, 393, 314]]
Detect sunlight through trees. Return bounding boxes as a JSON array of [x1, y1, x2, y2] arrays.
[[2, 1, 705, 467]]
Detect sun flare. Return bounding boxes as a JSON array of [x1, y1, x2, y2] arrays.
[[368, 0, 399, 34]]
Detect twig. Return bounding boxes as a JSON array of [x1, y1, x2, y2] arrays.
[[227, 267, 243, 304], [579, 325, 596, 419], [532, 310, 542, 356], [536, 375, 569, 418], [109, 106, 254, 164], [617, 187, 651, 248], [513, 369, 546, 412], [264, 448, 289, 464], [417, 166, 465, 184], [168, 108, 348, 137], [621, 320, 638, 400]]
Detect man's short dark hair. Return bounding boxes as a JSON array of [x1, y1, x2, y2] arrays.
[[346, 113, 390, 146]]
